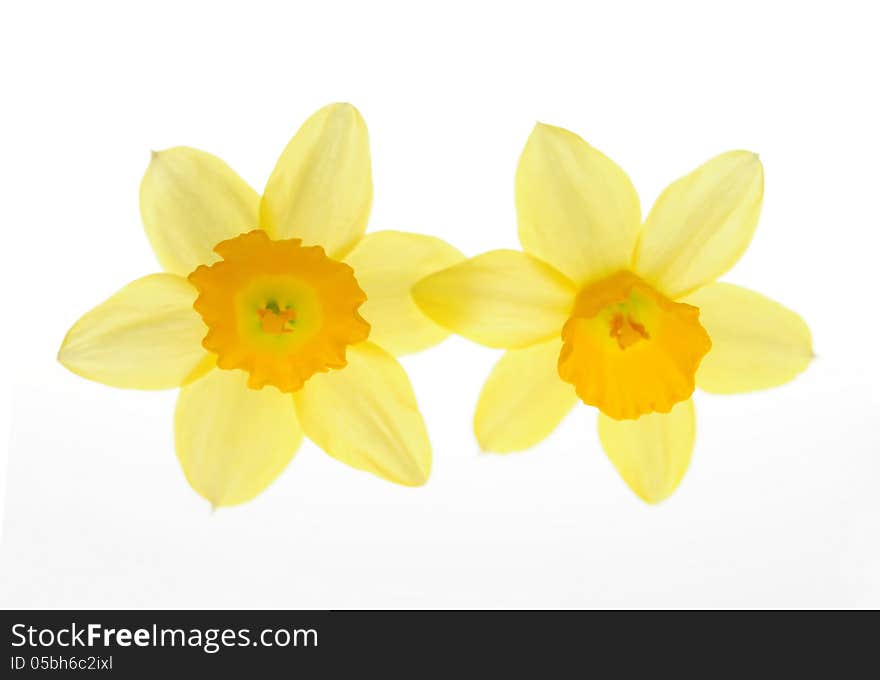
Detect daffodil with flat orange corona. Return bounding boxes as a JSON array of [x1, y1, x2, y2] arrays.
[[414, 123, 812, 503], [59, 103, 463, 507]]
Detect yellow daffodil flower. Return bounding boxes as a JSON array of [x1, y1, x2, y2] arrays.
[[413, 123, 812, 504], [58, 103, 463, 507]]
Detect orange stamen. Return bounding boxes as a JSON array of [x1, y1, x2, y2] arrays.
[[257, 306, 297, 334]]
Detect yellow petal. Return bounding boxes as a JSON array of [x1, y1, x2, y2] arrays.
[[58, 274, 212, 389], [634, 151, 764, 298], [475, 338, 577, 452], [293, 342, 430, 486], [140, 147, 260, 275], [516, 123, 641, 286], [175, 368, 302, 507], [344, 230, 464, 355], [682, 283, 813, 393], [412, 250, 576, 349], [260, 103, 372, 258], [597, 399, 695, 504]]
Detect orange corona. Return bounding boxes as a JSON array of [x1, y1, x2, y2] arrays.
[[188, 230, 370, 392], [558, 271, 711, 420]]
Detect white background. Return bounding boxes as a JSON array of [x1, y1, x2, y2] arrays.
[[1, 0, 878, 609]]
